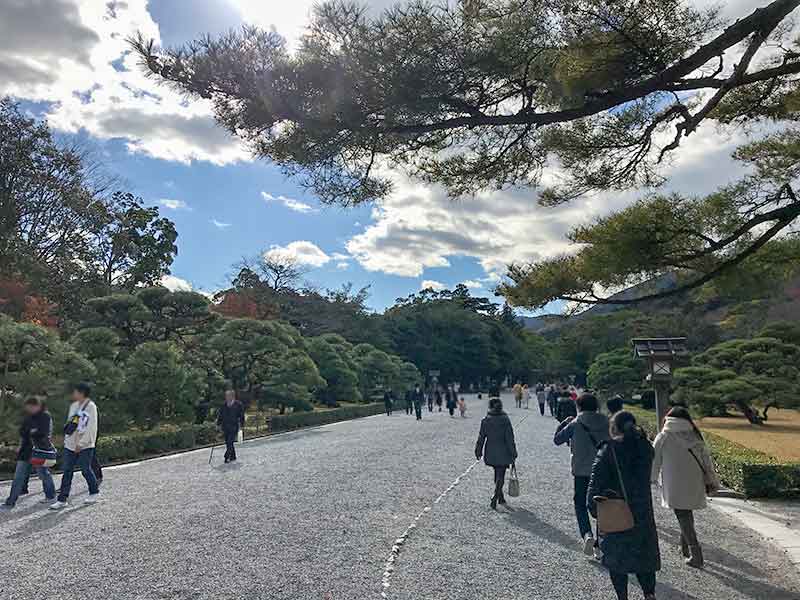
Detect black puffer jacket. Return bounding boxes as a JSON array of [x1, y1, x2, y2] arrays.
[[475, 407, 518, 467], [588, 431, 661, 575], [17, 410, 54, 462]]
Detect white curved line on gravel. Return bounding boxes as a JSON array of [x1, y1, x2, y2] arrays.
[[379, 412, 532, 597]]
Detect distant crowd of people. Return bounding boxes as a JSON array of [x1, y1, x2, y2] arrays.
[[383, 383, 467, 421], [475, 382, 721, 600]]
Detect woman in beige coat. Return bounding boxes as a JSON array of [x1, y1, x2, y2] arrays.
[[652, 406, 721, 568]]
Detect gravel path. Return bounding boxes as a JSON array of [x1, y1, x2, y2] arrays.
[[1, 393, 798, 600]]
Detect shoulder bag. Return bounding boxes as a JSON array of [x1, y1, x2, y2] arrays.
[[507, 464, 521, 497], [595, 444, 635, 534]]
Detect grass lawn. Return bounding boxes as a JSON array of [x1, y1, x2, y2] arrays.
[[698, 409, 800, 462]]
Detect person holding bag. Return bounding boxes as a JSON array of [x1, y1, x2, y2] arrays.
[[475, 397, 517, 510], [51, 383, 100, 510], [1, 397, 57, 510], [588, 411, 660, 600], [652, 405, 721, 569]]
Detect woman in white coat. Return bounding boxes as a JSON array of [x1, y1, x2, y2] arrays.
[[652, 405, 721, 569]]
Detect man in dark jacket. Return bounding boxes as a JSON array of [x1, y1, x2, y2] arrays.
[[2, 398, 57, 509], [404, 390, 414, 416], [412, 385, 424, 421], [475, 398, 518, 509], [383, 389, 394, 416], [216, 389, 245, 463], [554, 393, 610, 556]]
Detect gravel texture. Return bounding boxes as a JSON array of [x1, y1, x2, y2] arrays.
[[1, 393, 798, 600]]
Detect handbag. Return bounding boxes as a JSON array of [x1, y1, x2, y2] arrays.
[[237, 429, 244, 444], [507, 464, 521, 497], [595, 444, 635, 534], [30, 446, 57, 468]]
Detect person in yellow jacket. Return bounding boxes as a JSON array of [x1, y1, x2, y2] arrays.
[[50, 383, 100, 510]]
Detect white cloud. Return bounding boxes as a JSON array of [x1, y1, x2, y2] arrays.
[[462, 280, 484, 289], [160, 274, 193, 292], [211, 219, 232, 229], [420, 280, 446, 291], [336, 262, 349, 270], [264, 241, 331, 268], [0, 0, 249, 165], [159, 198, 189, 210], [260, 192, 317, 214]]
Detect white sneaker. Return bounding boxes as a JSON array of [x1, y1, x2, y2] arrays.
[[582, 534, 595, 556], [83, 494, 101, 505], [39, 497, 54, 505], [593, 545, 603, 560], [49, 501, 67, 510]]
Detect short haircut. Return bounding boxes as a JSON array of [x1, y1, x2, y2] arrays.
[[24, 397, 43, 407], [576, 393, 598, 412], [73, 382, 91, 398], [489, 397, 503, 411], [606, 395, 624, 414]]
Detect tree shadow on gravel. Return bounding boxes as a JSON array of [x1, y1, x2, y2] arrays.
[[0, 497, 52, 524], [244, 428, 332, 449], [6, 502, 91, 541], [702, 562, 800, 599]]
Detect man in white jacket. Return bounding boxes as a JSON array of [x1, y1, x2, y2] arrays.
[[50, 383, 100, 510]]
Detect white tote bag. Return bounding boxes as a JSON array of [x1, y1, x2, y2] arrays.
[[507, 465, 521, 497], [237, 429, 244, 443]]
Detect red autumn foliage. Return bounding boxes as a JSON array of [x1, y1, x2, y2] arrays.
[[0, 277, 59, 328]]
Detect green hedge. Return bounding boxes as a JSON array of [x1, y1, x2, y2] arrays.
[[626, 406, 800, 498], [269, 403, 385, 432]]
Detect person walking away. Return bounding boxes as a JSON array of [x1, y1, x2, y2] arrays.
[[554, 393, 609, 556], [588, 411, 660, 600], [475, 398, 518, 510], [458, 396, 467, 418], [413, 385, 424, 421], [427, 387, 434, 412], [607, 395, 624, 416], [523, 384, 531, 409], [383, 388, 394, 416], [513, 382, 523, 409], [652, 406, 720, 569], [446, 386, 457, 417], [547, 384, 558, 417], [405, 389, 414, 416], [536, 384, 546, 416], [51, 383, 100, 510], [2, 398, 56, 510], [434, 388, 443, 412], [555, 388, 578, 422], [217, 388, 245, 463]]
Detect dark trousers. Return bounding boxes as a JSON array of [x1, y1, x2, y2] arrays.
[[224, 430, 237, 461], [448, 406, 455, 416], [385, 404, 392, 416], [406, 403, 413, 415], [91, 453, 103, 482], [610, 571, 656, 599], [58, 448, 99, 502], [538, 402, 545, 416], [675, 508, 699, 549], [428, 399, 433, 412], [415, 405, 422, 420], [574, 475, 592, 537], [493, 466, 508, 500]]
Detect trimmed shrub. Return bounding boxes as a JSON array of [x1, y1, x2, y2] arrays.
[[269, 403, 384, 432]]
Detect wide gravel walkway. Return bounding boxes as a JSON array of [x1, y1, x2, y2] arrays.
[[1, 393, 798, 600]]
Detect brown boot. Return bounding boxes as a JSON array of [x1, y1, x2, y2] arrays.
[[686, 545, 704, 569]]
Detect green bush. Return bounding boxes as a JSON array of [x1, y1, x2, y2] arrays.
[[269, 403, 384, 432], [627, 406, 800, 498]]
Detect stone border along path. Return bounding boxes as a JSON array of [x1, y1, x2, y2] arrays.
[[380, 411, 534, 597]]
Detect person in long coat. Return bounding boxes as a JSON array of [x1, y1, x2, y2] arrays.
[[588, 411, 660, 600], [652, 405, 721, 568], [445, 386, 457, 417], [216, 389, 245, 463], [475, 398, 518, 510]]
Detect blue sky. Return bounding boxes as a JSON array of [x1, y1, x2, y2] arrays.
[[1, 0, 753, 311]]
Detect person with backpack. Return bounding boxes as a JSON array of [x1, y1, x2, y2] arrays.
[[554, 393, 610, 556], [555, 388, 578, 422], [475, 397, 518, 510], [588, 411, 660, 600], [216, 388, 245, 464], [50, 383, 100, 510], [652, 405, 721, 569], [2, 398, 56, 510]]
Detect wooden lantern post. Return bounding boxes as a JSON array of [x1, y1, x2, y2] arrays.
[[632, 338, 687, 428]]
